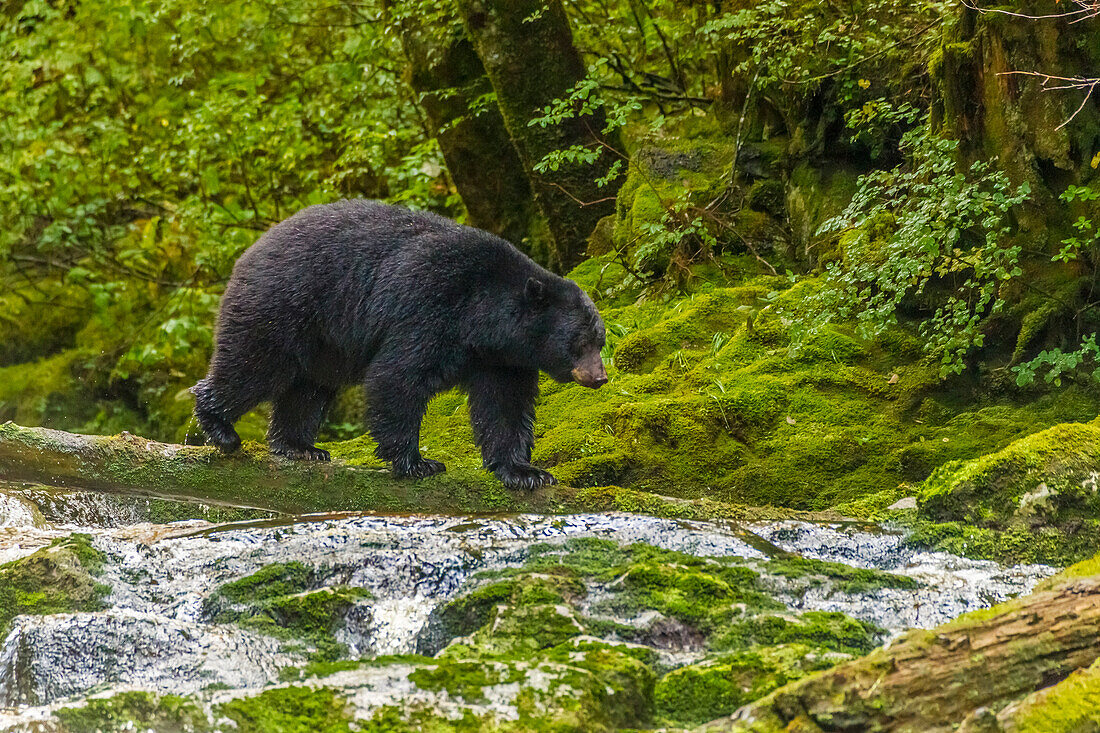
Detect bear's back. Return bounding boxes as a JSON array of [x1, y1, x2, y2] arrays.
[[221, 199, 540, 348], [247, 199, 528, 272]]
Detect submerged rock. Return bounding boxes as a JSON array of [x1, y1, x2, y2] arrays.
[[750, 521, 1054, 631]]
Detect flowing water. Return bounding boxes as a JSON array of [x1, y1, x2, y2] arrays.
[[0, 482, 1057, 730]]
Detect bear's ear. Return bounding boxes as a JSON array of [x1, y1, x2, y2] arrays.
[[525, 277, 546, 304]]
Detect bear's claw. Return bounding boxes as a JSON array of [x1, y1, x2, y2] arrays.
[[395, 457, 447, 479], [498, 464, 557, 491], [272, 445, 331, 461]]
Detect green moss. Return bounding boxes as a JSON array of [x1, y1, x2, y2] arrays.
[[654, 644, 845, 727], [409, 661, 525, 701], [55, 691, 210, 733], [355, 707, 492, 733], [455, 601, 591, 657], [618, 560, 779, 635], [712, 611, 882, 655], [0, 533, 110, 639], [762, 555, 921, 594], [918, 421, 1100, 525], [219, 686, 356, 733], [830, 486, 911, 520], [205, 562, 369, 661], [436, 572, 585, 641], [1039, 549, 1100, 589], [216, 561, 314, 603], [900, 516, 1100, 566], [0, 350, 112, 432], [997, 658, 1100, 732]]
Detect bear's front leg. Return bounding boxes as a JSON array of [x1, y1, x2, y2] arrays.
[[364, 367, 446, 480], [468, 367, 556, 491]]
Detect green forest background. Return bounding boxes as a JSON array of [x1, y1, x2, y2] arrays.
[[3, 0, 1100, 557]]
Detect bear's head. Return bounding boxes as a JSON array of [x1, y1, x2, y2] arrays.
[[524, 276, 607, 389]]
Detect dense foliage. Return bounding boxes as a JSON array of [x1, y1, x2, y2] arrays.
[[1, 0, 1098, 442], [1, 0, 452, 414]]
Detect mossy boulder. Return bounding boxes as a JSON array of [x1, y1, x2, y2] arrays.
[[220, 685, 355, 733], [0, 533, 109, 639], [918, 420, 1100, 526], [203, 561, 370, 660], [654, 644, 847, 727], [56, 691, 211, 733]]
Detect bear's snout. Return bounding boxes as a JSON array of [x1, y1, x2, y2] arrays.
[[571, 352, 608, 389]]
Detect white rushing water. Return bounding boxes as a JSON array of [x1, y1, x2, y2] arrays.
[[0, 485, 1060, 728]]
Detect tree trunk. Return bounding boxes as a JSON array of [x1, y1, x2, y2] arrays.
[[455, 0, 625, 273], [700, 574, 1100, 732], [387, 3, 542, 257], [932, 1, 1100, 232]]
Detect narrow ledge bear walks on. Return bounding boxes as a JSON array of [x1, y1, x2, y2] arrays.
[[191, 199, 607, 491]]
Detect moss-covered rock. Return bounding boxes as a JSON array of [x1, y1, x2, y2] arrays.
[[655, 644, 846, 727], [204, 561, 369, 660], [220, 685, 356, 733], [918, 420, 1100, 525], [0, 533, 109, 639], [56, 691, 210, 733]]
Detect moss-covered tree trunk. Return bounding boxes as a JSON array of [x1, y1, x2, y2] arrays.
[[386, 3, 542, 256], [0, 422, 795, 520], [932, 2, 1100, 221], [455, 0, 624, 273]]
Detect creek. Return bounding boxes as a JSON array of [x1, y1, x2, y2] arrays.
[[0, 481, 1056, 729]]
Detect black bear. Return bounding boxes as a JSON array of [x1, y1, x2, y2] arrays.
[[192, 199, 607, 490]]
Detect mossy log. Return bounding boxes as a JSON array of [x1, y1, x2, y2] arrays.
[[0, 422, 803, 520], [699, 574, 1100, 732]]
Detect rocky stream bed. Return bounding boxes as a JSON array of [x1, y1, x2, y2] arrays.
[[0, 480, 1057, 732]]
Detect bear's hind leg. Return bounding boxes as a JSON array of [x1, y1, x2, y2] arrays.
[[364, 367, 445, 479], [192, 377, 255, 454], [268, 380, 337, 461], [468, 367, 555, 491]]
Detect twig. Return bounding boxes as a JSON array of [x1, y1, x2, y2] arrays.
[[707, 66, 760, 211], [961, 0, 1099, 22], [999, 71, 1100, 130], [544, 181, 618, 208]]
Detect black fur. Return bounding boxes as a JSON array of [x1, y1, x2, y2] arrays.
[[192, 199, 606, 490]]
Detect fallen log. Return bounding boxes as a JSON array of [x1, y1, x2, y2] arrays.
[[0, 422, 802, 520], [699, 575, 1100, 732]]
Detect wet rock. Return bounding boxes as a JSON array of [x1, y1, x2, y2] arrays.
[[0, 490, 46, 529], [0, 610, 298, 706], [0, 513, 1062, 729], [749, 521, 1054, 631]]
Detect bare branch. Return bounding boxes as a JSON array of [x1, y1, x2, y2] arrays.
[[999, 71, 1100, 129], [961, 0, 1099, 22]]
